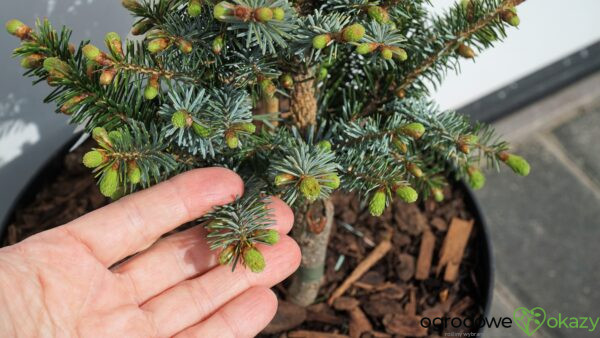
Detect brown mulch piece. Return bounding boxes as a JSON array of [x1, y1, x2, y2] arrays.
[[1, 142, 485, 338]]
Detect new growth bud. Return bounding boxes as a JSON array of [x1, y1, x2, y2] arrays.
[[272, 8, 285, 21], [20, 54, 44, 69], [396, 185, 418, 203], [400, 122, 426, 139], [256, 229, 279, 245], [317, 140, 332, 152], [177, 39, 193, 54], [144, 76, 160, 100], [214, 2, 233, 20], [468, 167, 485, 190], [218, 245, 235, 265], [432, 187, 444, 202], [192, 123, 211, 137], [147, 38, 170, 54], [254, 7, 273, 22], [300, 176, 321, 201], [369, 189, 386, 216], [500, 153, 530, 176], [312, 34, 331, 49], [212, 35, 224, 54], [122, 0, 141, 11], [127, 161, 142, 184], [275, 173, 296, 186], [243, 247, 265, 273], [132, 20, 153, 36], [188, 0, 202, 17], [341, 23, 365, 42], [6, 19, 31, 39], [280, 74, 294, 89], [322, 174, 340, 189], [83, 150, 106, 168], [457, 44, 475, 59], [100, 167, 120, 197], [367, 6, 390, 24], [105, 32, 124, 59], [225, 131, 239, 149], [172, 110, 190, 129]]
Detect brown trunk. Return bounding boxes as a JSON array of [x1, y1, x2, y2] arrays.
[[290, 70, 317, 129], [288, 199, 335, 306]]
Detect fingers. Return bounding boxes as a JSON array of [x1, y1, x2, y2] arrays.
[[141, 236, 301, 338], [113, 197, 294, 304], [173, 287, 278, 338], [58, 168, 244, 267]]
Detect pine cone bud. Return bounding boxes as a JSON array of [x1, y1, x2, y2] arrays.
[[243, 247, 265, 273], [225, 131, 239, 149], [127, 162, 141, 184], [356, 42, 378, 55], [341, 23, 365, 42], [396, 185, 418, 203], [218, 245, 235, 265], [171, 110, 189, 129], [468, 167, 485, 190], [132, 20, 153, 36], [322, 173, 340, 189], [432, 187, 444, 202], [501, 153, 530, 176], [367, 6, 390, 24], [99, 69, 116, 85], [192, 123, 211, 137], [317, 140, 332, 152], [400, 122, 426, 139], [188, 0, 202, 17], [105, 32, 124, 59], [260, 78, 276, 97], [122, 0, 141, 11], [254, 7, 273, 22], [212, 35, 224, 54], [275, 173, 296, 186], [147, 38, 169, 54], [214, 2, 233, 20], [100, 168, 120, 197], [5, 19, 31, 39], [144, 76, 160, 100], [256, 229, 279, 245], [83, 150, 106, 168], [369, 189, 386, 216], [280, 74, 294, 89], [457, 44, 475, 59], [407, 163, 423, 178], [272, 7, 285, 21], [312, 34, 331, 49], [380, 47, 393, 60], [177, 39, 193, 54], [300, 176, 321, 201], [20, 54, 44, 69]]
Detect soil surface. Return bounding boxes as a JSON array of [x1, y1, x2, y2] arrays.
[[1, 140, 487, 337]]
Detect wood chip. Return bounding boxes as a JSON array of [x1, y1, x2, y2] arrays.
[[430, 217, 448, 231], [327, 230, 392, 305], [262, 300, 307, 334], [288, 330, 349, 338], [332, 297, 359, 311], [382, 314, 428, 337], [397, 253, 415, 281], [306, 303, 344, 325], [405, 287, 417, 316], [349, 306, 373, 338], [436, 218, 474, 283], [415, 230, 436, 280]]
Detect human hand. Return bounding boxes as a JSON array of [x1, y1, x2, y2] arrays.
[[0, 168, 300, 337]]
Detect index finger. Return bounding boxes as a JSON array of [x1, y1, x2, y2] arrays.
[[58, 167, 244, 267]]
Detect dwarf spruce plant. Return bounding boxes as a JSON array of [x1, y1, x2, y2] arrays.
[[7, 0, 529, 306]]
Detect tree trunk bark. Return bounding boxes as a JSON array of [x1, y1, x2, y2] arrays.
[[288, 198, 335, 306]]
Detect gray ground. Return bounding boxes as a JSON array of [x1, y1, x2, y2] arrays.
[[480, 71, 600, 337]]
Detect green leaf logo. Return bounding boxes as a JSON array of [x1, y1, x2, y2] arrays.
[[513, 307, 546, 336]]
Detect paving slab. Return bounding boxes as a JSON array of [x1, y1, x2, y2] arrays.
[[552, 107, 600, 186], [475, 137, 600, 337]]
